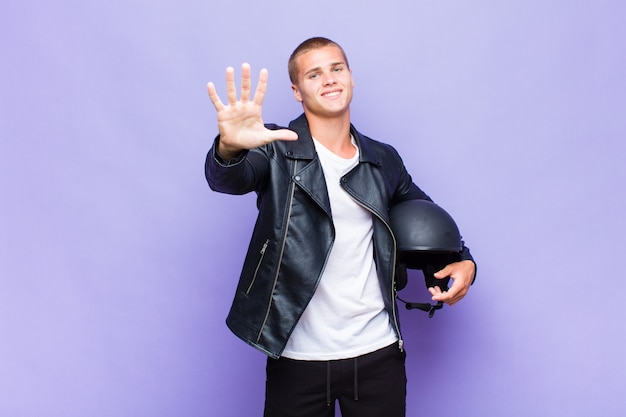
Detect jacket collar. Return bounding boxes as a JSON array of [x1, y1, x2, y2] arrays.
[[286, 114, 381, 166]]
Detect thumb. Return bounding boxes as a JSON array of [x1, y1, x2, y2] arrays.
[[434, 265, 452, 279], [270, 128, 298, 142]]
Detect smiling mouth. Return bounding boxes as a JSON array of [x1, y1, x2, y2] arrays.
[[322, 90, 342, 98]]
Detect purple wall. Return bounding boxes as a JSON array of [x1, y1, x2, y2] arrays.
[[2, 0, 625, 415]]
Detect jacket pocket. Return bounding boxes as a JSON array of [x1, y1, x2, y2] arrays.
[[245, 238, 270, 295]]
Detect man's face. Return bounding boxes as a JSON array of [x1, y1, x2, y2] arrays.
[[291, 45, 354, 119]]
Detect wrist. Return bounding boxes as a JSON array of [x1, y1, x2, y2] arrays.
[[217, 138, 243, 161]]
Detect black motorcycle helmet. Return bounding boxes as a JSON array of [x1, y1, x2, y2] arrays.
[[389, 199, 463, 317]]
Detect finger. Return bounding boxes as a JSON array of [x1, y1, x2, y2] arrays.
[[428, 286, 442, 295], [258, 129, 298, 146], [437, 279, 468, 305], [442, 284, 461, 301], [430, 281, 458, 301], [225, 66, 237, 106], [240, 63, 252, 102], [271, 128, 298, 142], [252, 68, 269, 106], [432, 291, 456, 305], [206, 82, 225, 112], [434, 265, 451, 279]]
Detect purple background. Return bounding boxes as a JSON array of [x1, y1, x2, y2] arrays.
[[2, 0, 625, 416]]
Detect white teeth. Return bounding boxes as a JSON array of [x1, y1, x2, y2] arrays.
[[324, 91, 340, 97]]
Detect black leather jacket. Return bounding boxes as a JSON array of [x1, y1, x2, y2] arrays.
[[205, 114, 474, 359]]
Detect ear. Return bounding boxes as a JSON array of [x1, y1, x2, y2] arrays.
[[292, 84, 303, 102]]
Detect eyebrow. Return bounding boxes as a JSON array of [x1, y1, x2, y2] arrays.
[[303, 61, 346, 77]]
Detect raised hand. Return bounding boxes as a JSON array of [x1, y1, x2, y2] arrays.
[[207, 63, 298, 159]]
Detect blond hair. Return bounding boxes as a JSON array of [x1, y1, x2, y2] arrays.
[[287, 37, 350, 85]]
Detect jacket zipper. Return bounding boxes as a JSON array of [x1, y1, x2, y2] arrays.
[[256, 161, 299, 343], [344, 184, 404, 352], [375, 208, 404, 352], [246, 239, 269, 295]]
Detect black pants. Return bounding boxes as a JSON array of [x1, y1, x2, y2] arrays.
[[264, 342, 407, 417]]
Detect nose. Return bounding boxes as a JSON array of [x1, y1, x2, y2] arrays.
[[322, 73, 336, 86]]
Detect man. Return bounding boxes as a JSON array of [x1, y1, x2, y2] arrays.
[[205, 37, 476, 417]]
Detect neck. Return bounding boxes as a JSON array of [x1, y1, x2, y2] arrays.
[[306, 111, 354, 157]]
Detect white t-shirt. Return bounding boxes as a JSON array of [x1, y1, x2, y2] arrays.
[[281, 137, 397, 360]]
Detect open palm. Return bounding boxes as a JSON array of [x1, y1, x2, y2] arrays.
[[207, 63, 298, 159]]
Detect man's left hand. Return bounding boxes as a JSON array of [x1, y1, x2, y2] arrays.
[[428, 260, 476, 306]]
